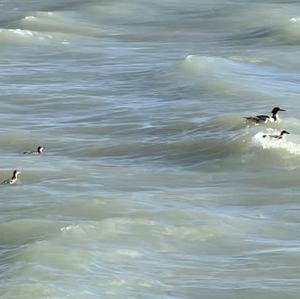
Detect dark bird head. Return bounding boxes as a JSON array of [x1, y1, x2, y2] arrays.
[[12, 170, 21, 179], [37, 146, 45, 153], [272, 107, 286, 114], [280, 130, 290, 136]]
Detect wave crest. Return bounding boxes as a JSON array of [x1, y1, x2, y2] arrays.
[[18, 11, 103, 37], [181, 55, 282, 97], [0, 28, 68, 45]]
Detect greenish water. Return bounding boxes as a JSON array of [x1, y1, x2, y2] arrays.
[[1, 1, 300, 298]]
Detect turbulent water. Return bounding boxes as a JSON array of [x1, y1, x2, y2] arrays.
[[1, 0, 300, 298]]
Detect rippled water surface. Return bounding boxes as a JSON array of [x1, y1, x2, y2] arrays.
[[1, 0, 300, 298]]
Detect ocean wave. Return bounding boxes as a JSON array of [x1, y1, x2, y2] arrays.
[[270, 15, 300, 44], [0, 10, 103, 45], [81, 2, 156, 22], [232, 5, 300, 45], [181, 55, 284, 97], [81, 131, 248, 168], [237, 20, 300, 44], [282, 16, 300, 43], [0, 219, 61, 245], [0, 28, 54, 43], [18, 11, 103, 38], [0, 28, 69, 45]]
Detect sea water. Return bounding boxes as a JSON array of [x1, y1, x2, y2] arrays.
[[1, 1, 300, 298]]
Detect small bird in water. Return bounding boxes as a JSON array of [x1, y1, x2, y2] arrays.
[[263, 130, 290, 140], [245, 107, 286, 124], [24, 146, 45, 155], [1, 170, 21, 185]]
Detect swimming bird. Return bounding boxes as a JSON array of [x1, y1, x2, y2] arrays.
[[263, 130, 290, 140], [245, 107, 286, 124], [1, 170, 21, 185], [23, 146, 45, 155]]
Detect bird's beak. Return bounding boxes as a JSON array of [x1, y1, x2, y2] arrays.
[[279, 109, 286, 111], [286, 131, 290, 134]]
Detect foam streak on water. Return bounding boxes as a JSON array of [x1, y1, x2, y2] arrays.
[[1, 0, 300, 298]]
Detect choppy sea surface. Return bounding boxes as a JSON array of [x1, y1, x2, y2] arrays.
[[1, 0, 300, 298]]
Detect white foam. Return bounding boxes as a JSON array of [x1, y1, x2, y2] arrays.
[[19, 11, 103, 38], [252, 129, 300, 155], [0, 27, 70, 45], [60, 224, 92, 236], [60, 224, 81, 232], [115, 249, 142, 258], [0, 28, 53, 40], [289, 17, 300, 23], [8, 28, 33, 37], [24, 16, 36, 21]]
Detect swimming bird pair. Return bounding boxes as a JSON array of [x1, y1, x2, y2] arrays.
[[1, 146, 45, 185], [245, 107, 290, 140]]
